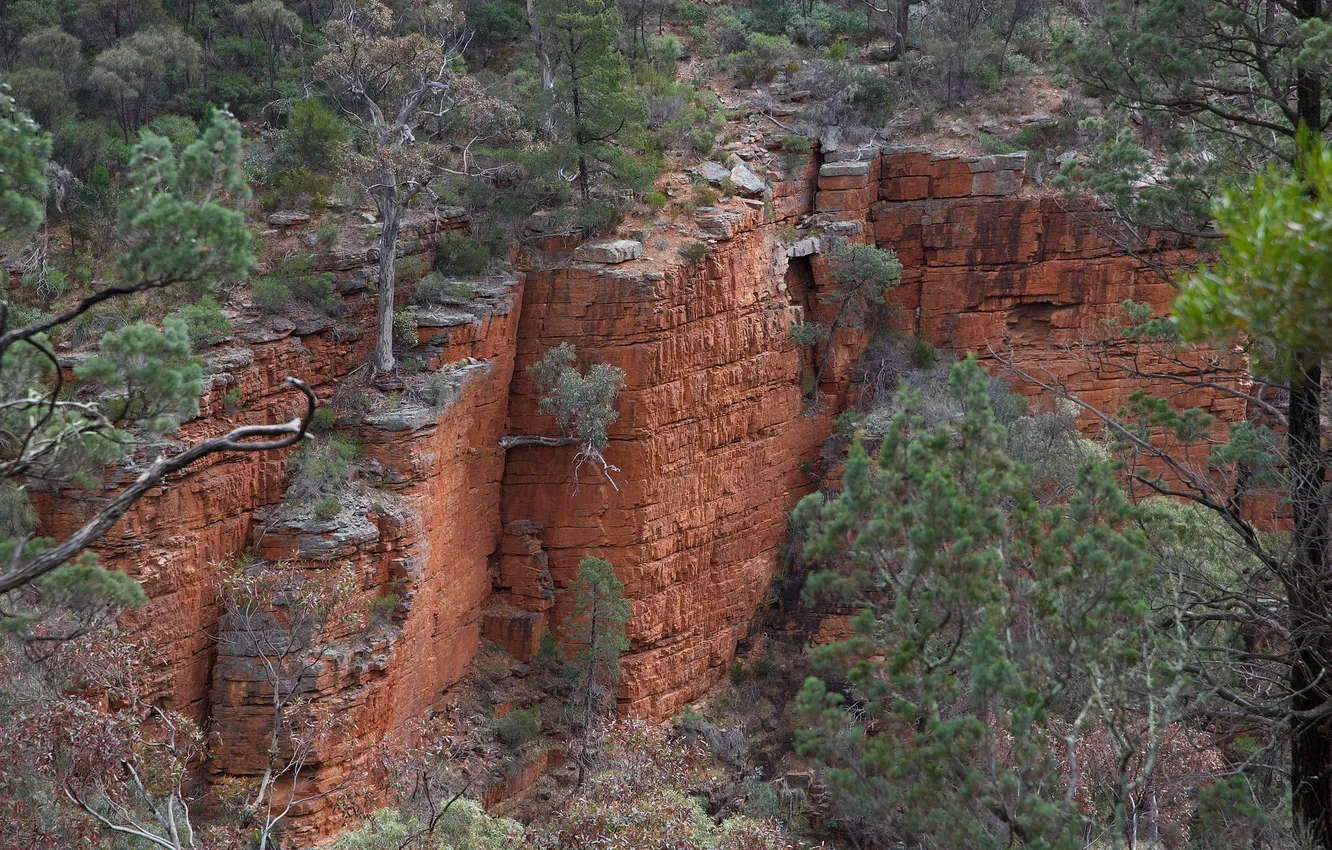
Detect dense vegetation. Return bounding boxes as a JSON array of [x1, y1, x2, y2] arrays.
[[2, 0, 1332, 847]]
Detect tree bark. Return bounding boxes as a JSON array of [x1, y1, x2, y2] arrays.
[[1288, 9, 1330, 838], [370, 185, 401, 377], [1287, 358, 1332, 848], [499, 435, 581, 450], [527, 0, 554, 90], [896, 0, 911, 57]]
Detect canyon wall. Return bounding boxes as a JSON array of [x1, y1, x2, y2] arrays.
[[33, 139, 1242, 842]]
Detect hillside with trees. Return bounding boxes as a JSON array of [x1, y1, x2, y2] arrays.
[[2, 0, 1332, 847]]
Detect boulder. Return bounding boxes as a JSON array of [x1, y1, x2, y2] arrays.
[[692, 162, 732, 186], [267, 211, 311, 227], [729, 164, 768, 196], [573, 239, 643, 264]]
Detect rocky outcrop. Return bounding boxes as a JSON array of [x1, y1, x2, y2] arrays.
[[500, 209, 830, 719]]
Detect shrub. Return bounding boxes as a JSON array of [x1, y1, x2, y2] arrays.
[[674, 704, 708, 731], [255, 256, 342, 315], [423, 367, 463, 406], [222, 387, 242, 412], [288, 437, 361, 499], [714, 6, 751, 54], [252, 277, 291, 310], [270, 165, 331, 209], [312, 496, 343, 521], [315, 221, 339, 248], [679, 241, 710, 262], [310, 408, 338, 433], [691, 185, 720, 207], [285, 98, 349, 171], [169, 297, 232, 348], [393, 310, 419, 349], [494, 708, 540, 749], [689, 128, 716, 156], [414, 272, 477, 305], [368, 592, 400, 625], [434, 232, 491, 276], [395, 254, 429, 283], [647, 34, 686, 72], [780, 135, 812, 155], [731, 34, 795, 87], [146, 114, 200, 150], [978, 131, 1022, 155], [671, 2, 708, 26]]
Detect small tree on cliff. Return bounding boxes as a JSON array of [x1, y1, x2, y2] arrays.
[[216, 560, 366, 850], [0, 99, 314, 601], [798, 243, 901, 394], [793, 356, 1196, 848], [558, 555, 631, 787], [501, 343, 627, 488], [999, 136, 1332, 846], [318, 0, 518, 382]]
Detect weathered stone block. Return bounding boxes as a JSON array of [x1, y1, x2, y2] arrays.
[[972, 169, 1023, 196], [574, 240, 643, 264], [879, 175, 930, 201], [815, 185, 876, 213]]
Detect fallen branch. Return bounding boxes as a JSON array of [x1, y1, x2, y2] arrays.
[[0, 377, 316, 594]]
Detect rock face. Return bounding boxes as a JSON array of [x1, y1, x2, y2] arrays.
[[33, 142, 1243, 843]]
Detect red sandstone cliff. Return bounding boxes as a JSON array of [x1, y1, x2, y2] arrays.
[[33, 138, 1241, 842]]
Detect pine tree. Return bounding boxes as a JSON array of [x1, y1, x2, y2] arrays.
[[533, 0, 643, 200], [0, 104, 314, 599], [559, 554, 632, 787], [793, 356, 1189, 848], [1009, 134, 1332, 848]]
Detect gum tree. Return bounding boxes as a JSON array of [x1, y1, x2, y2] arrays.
[[318, 0, 516, 382]]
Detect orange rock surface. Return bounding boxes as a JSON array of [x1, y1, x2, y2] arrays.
[[31, 142, 1246, 843]]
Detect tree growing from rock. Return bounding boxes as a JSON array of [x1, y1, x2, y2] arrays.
[[503, 343, 627, 488], [802, 243, 901, 394], [318, 0, 517, 382], [557, 554, 631, 787], [0, 103, 314, 600]]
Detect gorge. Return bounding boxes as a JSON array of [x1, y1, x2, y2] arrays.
[[31, 137, 1242, 842]]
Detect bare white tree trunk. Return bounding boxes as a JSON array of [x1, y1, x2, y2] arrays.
[[527, 0, 554, 90], [371, 183, 401, 378]]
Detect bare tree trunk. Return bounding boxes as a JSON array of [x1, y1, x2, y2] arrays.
[[371, 185, 400, 378], [527, 0, 554, 90], [896, 0, 911, 56], [1288, 358, 1332, 849], [1288, 7, 1332, 839], [576, 605, 600, 789]]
